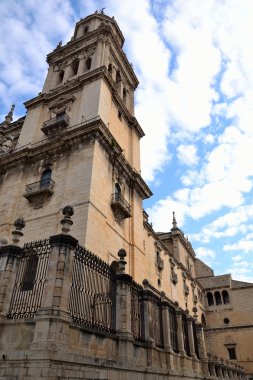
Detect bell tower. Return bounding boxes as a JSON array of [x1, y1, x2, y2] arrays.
[[0, 11, 152, 279]]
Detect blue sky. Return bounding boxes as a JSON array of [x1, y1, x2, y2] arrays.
[[1, 0, 253, 281]]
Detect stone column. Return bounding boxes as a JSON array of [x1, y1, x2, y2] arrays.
[[115, 249, 134, 362], [186, 315, 197, 359], [93, 38, 103, 69], [77, 57, 86, 76], [160, 295, 172, 351], [0, 245, 22, 315], [0, 218, 25, 316], [62, 64, 72, 83], [160, 293, 174, 370], [195, 322, 207, 359]]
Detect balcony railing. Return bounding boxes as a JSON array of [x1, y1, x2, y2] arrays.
[[41, 113, 70, 136], [24, 179, 55, 200], [111, 193, 131, 222], [156, 256, 164, 271]]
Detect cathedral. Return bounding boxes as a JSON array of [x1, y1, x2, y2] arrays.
[[0, 11, 252, 380]]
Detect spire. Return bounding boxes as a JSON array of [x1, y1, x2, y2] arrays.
[[172, 211, 178, 230], [3, 104, 15, 126]]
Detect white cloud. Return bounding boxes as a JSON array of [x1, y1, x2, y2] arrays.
[[177, 144, 199, 166], [224, 240, 253, 253], [195, 247, 216, 259]]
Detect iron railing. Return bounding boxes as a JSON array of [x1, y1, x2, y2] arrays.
[[192, 319, 200, 358], [111, 193, 131, 218], [182, 314, 191, 356], [149, 293, 163, 348], [42, 113, 70, 135], [69, 244, 116, 333], [130, 281, 145, 341], [24, 179, 55, 198], [7, 239, 50, 319], [169, 308, 179, 353], [156, 256, 164, 271]]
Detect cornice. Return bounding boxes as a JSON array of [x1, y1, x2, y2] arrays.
[[24, 66, 144, 139], [0, 116, 151, 200]]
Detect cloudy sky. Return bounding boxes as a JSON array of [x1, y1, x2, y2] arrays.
[[1, 0, 253, 281]]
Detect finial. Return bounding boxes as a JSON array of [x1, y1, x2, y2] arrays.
[[192, 306, 198, 321], [99, 7, 106, 14], [117, 248, 126, 273], [60, 205, 74, 234], [172, 211, 178, 229], [12, 217, 25, 245], [4, 104, 15, 125]]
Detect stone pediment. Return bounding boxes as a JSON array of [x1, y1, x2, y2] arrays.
[[48, 95, 76, 114]]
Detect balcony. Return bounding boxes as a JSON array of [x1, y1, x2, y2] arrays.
[[41, 113, 70, 136], [111, 193, 131, 223], [24, 179, 55, 201], [156, 256, 164, 271]]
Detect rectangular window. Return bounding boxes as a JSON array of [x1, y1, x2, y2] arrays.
[[227, 347, 237, 360], [21, 255, 39, 291]]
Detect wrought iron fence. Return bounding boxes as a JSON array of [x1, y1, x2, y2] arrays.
[[130, 281, 145, 341], [69, 244, 116, 333], [149, 293, 163, 348], [169, 307, 179, 353], [182, 314, 191, 356], [192, 319, 200, 358], [7, 239, 50, 319]]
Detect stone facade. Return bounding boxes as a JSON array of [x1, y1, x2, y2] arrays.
[[0, 10, 251, 380]]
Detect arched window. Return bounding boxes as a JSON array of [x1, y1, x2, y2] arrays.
[[108, 63, 112, 75], [123, 88, 127, 103], [115, 183, 121, 201], [85, 57, 92, 71], [71, 59, 79, 76], [116, 70, 121, 83], [207, 292, 214, 306], [57, 70, 64, 84], [40, 169, 52, 189], [214, 291, 222, 305], [116, 70, 121, 91], [84, 25, 89, 33], [222, 290, 229, 304], [201, 314, 207, 327]]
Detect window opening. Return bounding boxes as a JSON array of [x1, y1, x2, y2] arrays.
[[21, 254, 39, 291], [214, 291, 222, 305], [71, 59, 79, 76], [84, 25, 89, 33], [207, 292, 214, 306], [40, 169, 52, 189], [108, 63, 112, 75], [227, 347, 237, 360], [57, 70, 64, 84], [222, 290, 229, 304], [115, 183, 121, 201], [118, 110, 122, 121], [224, 318, 230, 325], [123, 88, 127, 103], [201, 314, 207, 327], [85, 57, 92, 71]]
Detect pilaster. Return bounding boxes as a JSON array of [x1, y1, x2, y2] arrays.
[[0, 245, 22, 316]]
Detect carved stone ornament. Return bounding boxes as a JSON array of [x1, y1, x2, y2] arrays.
[[113, 207, 125, 224], [48, 95, 76, 114]]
